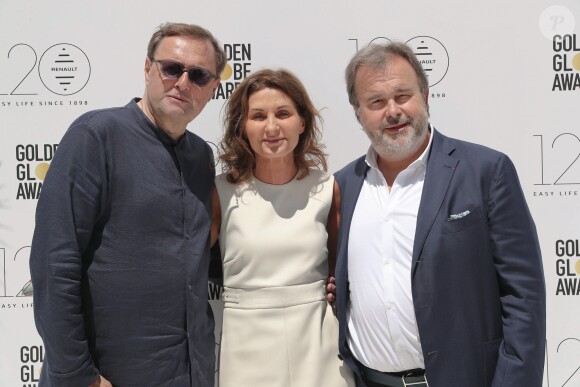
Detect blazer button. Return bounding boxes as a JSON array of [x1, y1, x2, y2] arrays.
[[337, 354, 343, 360]]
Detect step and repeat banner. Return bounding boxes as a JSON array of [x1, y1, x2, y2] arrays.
[[1, 0, 579, 386]]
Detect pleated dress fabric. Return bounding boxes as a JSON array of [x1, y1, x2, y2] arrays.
[[215, 169, 354, 387]]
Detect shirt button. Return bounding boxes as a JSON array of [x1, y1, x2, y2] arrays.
[[188, 284, 192, 290]]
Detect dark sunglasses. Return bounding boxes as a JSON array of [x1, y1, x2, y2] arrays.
[[152, 59, 219, 87]]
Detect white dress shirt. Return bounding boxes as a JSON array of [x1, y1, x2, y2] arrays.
[[347, 132, 434, 372]]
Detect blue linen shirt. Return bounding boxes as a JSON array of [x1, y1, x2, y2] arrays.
[[30, 99, 216, 387]]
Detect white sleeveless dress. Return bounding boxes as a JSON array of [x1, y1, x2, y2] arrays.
[[215, 169, 354, 387]]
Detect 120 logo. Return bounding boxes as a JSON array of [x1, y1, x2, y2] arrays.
[[0, 43, 91, 96]]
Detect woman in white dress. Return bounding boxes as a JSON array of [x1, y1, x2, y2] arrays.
[[211, 69, 354, 387]]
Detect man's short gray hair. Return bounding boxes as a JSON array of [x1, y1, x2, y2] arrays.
[[345, 42, 429, 110]]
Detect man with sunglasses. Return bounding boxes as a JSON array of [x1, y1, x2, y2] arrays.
[[30, 23, 226, 387]]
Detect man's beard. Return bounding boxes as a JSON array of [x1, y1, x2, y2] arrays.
[[364, 109, 429, 160]]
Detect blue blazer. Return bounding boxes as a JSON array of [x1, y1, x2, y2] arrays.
[[334, 129, 546, 387]]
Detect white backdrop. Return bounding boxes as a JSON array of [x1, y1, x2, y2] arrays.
[[1, 0, 579, 386]]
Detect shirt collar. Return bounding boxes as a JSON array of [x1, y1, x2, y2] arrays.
[[131, 98, 182, 146]]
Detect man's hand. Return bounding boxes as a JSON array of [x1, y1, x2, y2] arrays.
[[325, 276, 337, 312], [90, 375, 113, 387]]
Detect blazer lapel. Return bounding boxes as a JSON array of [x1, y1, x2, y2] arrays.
[[412, 131, 458, 269]]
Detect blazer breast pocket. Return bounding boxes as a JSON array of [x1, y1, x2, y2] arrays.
[[442, 205, 482, 234]]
